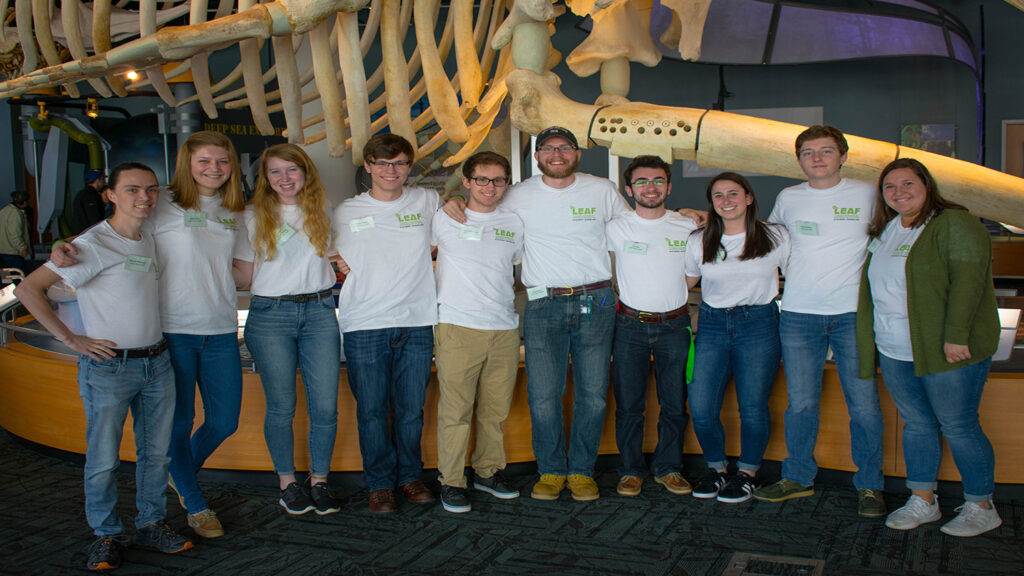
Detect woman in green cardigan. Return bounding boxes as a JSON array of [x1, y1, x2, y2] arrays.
[[857, 158, 1000, 537]]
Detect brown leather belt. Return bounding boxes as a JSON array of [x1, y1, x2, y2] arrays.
[[546, 280, 612, 297], [617, 302, 689, 323], [111, 339, 168, 359]]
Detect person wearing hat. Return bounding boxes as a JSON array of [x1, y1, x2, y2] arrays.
[[70, 168, 108, 235], [444, 126, 630, 502], [0, 190, 32, 272]]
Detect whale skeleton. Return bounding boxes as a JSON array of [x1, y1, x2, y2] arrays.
[[0, 0, 1022, 227]]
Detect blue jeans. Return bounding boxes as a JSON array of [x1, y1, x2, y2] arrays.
[[244, 295, 340, 478], [779, 311, 884, 489], [164, 332, 243, 514], [879, 354, 995, 502], [344, 326, 434, 490], [689, 303, 779, 473], [77, 352, 175, 537], [612, 311, 690, 477], [524, 285, 616, 476]]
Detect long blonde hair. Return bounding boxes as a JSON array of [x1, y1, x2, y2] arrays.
[[169, 131, 245, 212], [251, 143, 331, 260]]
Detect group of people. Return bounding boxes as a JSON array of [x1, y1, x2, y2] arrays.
[[12, 122, 1002, 571]]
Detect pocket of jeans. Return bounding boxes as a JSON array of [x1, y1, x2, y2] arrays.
[[317, 295, 337, 311], [248, 297, 275, 313], [85, 357, 123, 375]]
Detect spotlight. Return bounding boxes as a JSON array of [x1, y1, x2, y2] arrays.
[[125, 69, 139, 81], [86, 98, 99, 118]]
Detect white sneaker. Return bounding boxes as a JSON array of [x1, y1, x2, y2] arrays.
[[885, 494, 941, 530], [940, 501, 1002, 537]]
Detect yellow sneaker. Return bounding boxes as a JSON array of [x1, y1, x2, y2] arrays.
[[530, 474, 566, 500], [567, 474, 600, 501]]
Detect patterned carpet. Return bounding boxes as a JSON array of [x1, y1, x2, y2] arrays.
[[1, 428, 1021, 576]]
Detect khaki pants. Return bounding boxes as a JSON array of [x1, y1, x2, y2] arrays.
[[434, 323, 520, 488]]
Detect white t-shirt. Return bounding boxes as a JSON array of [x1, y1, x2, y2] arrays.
[[432, 208, 524, 330], [234, 204, 336, 297], [45, 221, 163, 348], [501, 173, 630, 288], [333, 187, 440, 333], [867, 218, 926, 361], [150, 193, 240, 334], [606, 211, 697, 313], [768, 178, 875, 314], [684, 225, 790, 309]]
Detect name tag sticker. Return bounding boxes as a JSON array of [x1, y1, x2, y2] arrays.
[[867, 238, 881, 253], [459, 225, 483, 241], [124, 255, 153, 272], [275, 223, 297, 244], [349, 216, 375, 233], [184, 211, 207, 227], [527, 285, 548, 301], [796, 221, 819, 236], [624, 241, 647, 255]]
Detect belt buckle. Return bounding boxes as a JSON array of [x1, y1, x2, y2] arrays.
[[637, 312, 656, 323], [563, 286, 575, 296]]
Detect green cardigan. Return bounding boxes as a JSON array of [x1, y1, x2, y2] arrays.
[[857, 208, 999, 379]]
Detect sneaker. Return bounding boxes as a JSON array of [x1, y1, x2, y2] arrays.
[[616, 475, 643, 497], [441, 485, 472, 513], [473, 472, 519, 499], [567, 474, 600, 501], [940, 501, 1002, 537], [132, 522, 193, 554], [187, 509, 224, 538], [655, 472, 692, 495], [718, 471, 758, 504], [753, 478, 814, 502], [279, 481, 315, 515], [692, 469, 727, 499], [530, 474, 566, 500], [885, 494, 941, 530], [308, 479, 342, 515], [167, 476, 186, 510], [858, 489, 887, 518], [87, 536, 124, 571]]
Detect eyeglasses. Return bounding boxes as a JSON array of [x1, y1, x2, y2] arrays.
[[470, 176, 509, 188], [537, 145, 577, 153], [370, 159, 412, 169], [630, 178, 667, 188]]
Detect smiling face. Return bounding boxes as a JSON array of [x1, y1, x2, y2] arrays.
[[534, 136, 581, 181], [710, 178, 753, 225], [464, 163, 509, 212], [365, 153, 412, 200], [190, 145, 232, 196], [265, 156, 306, 205], [107, 169, 159, 221], [797, 136, 846, 188], [882, 167, 928, 225], [626, 167, 671, 210]]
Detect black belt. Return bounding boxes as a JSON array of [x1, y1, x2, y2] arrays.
[[257, 288, 333, 303], [617, 302, 689, 323], [111, 339, 168, 359], [546, 280, 612, 297]]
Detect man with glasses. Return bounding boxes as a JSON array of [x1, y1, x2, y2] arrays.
[[606, 155, 697, 498], [445, 126, 630, 501], [333, 134, 440, 513], [432, 151, 524, 513], [753, 125, 886, 518]]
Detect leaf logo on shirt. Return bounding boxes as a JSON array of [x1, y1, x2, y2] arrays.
[[570, 205, 597, 221], [396, 212, 423, 228], [832, 205, 862, 221], [493, 228, 516, 243], [664, 237, 687, 253], [215, 216, 237, 230], [892, 243, 912, 258]]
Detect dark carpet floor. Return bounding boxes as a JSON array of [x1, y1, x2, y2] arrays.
[[1, 428, 1021, 576]]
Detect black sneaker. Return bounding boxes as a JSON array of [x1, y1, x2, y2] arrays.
[[717, 471, 758, 504], [692, 468, 727, 499], [279, 481, 315, 515], [87, 535, 125, 571], [132, 522, 193, 554], [441, 485, 472, 513], [473, 472, 520, 499], [307, 478, 342, 515]]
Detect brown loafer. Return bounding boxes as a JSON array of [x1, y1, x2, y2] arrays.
[[616, 475, 643, 497], [369, 488, 397, 513], [655, 472, 692, 495], [399, 480, 436, 503]]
